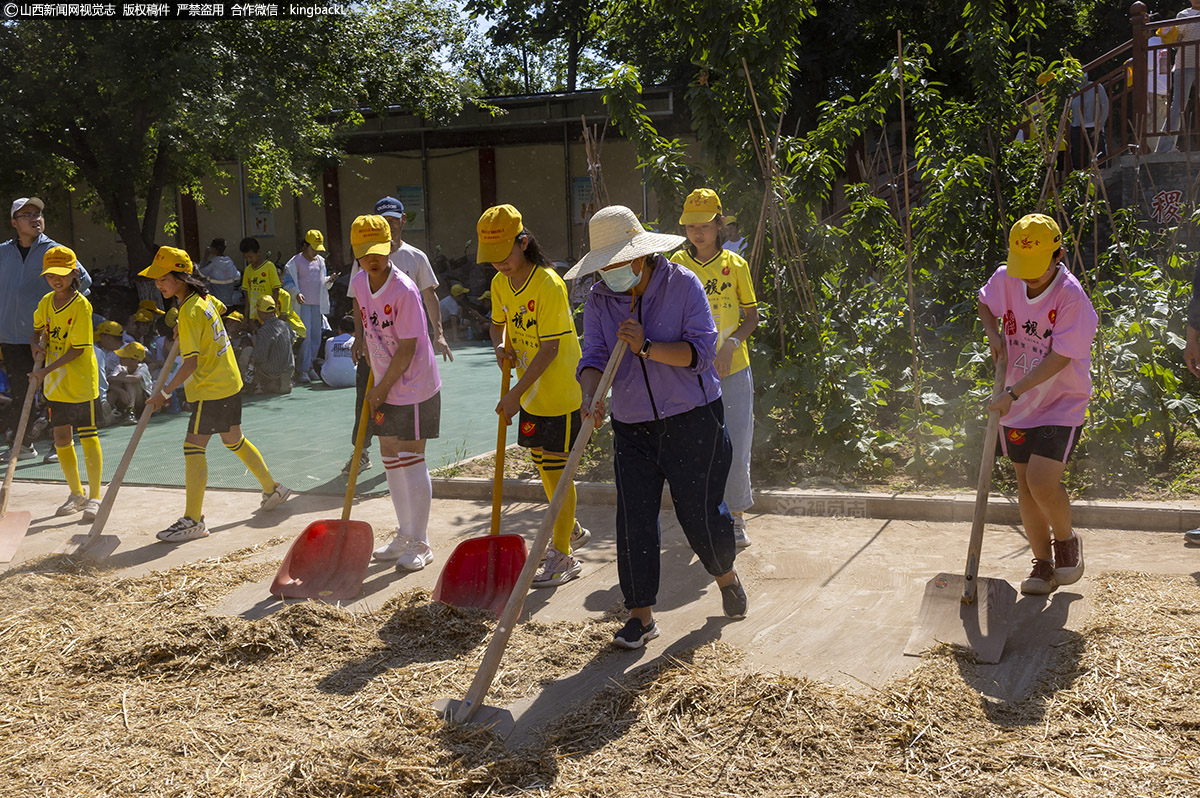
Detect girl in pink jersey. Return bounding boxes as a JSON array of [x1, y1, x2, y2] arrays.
[[349, 215, 442, 572], [978, 213, 1098, 595]]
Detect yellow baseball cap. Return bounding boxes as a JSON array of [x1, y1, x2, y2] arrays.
[[351, 215, 391, 259], [132, 309, 154, 323], [476, 290, 491, 301], [115, 342, 147, 362], [96, 320, 123, 337], [476, 204, 523, 263], [725, 214, 738, 224], [450, 284, 469, 297], [165, 307, 179, 328], [1007, 214, 1062, 279], [257, 295, 277, 312], [224, 310, 245, 323], [679, 189, 722, 225], [304, 229, 327, 252], [40, 245, 78, 276], [139, 246, 194, 279], [138, 299, 164, 315]]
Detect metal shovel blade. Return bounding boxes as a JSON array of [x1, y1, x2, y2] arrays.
[[904, 572, 1018, 664], [0, 511, 31, 562], [430, 697, 515, 737], [58, 533, 121, 560]]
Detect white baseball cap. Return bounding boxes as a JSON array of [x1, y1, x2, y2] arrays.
[[11, 197, 44, 218]]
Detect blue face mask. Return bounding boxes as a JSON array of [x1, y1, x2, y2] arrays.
[[600, 261, 640, 292]]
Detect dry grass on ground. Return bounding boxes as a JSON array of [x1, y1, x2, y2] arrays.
[[1, 547, 1198, 797]]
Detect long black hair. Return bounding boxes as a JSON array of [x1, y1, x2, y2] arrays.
[[520, 227, 554, 269], [174, 270, 209, 299]]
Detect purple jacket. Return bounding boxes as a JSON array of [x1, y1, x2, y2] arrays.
[[578, 254, 721, 424]]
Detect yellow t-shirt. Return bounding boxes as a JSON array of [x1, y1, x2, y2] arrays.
[[33, 292, 99, 404], [490, 266, 582, 417], [242, 260, 280, 321], [277, 288, 307, 340], [178, 292, 243, 402], [670, 249, 757, 374]]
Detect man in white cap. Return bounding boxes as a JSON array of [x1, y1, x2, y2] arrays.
[[370, 196, 452, 361], [0, 197, 92, 461], [283, 229, 330, 383]]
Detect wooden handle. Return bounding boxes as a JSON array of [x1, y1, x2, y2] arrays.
[[84, 338, 182, 541], [490, 362, 512, 536], [453, 339, 629, 724], [342, 373, 374, 521], [0, 348, 45, 517], [961, 358, 1007, 603]]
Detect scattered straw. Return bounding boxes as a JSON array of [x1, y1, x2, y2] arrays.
[[2, 550, 1198, 796]]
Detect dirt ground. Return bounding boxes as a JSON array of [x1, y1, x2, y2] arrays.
[[2, 481, 1199, 796]]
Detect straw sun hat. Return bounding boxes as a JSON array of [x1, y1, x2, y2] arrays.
[[564, 206, 685, 280]]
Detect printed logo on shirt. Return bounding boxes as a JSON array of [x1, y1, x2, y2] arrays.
[[384, 304, 393, 316], [527, 300, 535, 313], [374, 410, 385, 426], [1003, 310, 1017, 336], [1008, 429, 1026, 445], [521, 421, 536, 436], [1048, 308, 1057, 325], [722, 265, 730, 276]]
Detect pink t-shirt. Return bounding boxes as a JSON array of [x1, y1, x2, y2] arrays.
[[978, 265, 1098, 428], [351, 265, 440, 407]]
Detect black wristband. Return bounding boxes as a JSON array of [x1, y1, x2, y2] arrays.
[[639, 338, 653, 358], [1005, 387, 1020, 401]]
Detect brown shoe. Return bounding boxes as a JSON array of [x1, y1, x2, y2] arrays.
[[1052, 533, 1084, 586], [1020, 558, 1058, 595]]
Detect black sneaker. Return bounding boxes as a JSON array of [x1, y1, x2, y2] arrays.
[[721, 575, 748, 619], [612, 617, 659, 649], [341, 451, 371, 475]]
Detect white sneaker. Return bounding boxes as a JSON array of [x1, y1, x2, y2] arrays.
[[532, 547, 582, 588], [571, 521, 591, 550], [156, 516, 208, 543], [260, 483, 292, 511], [82, 498, 101, 521], [733, 514, 751, 549], [2, 444, 37, 463], [56, 493, 88, 516], [395, 539, 433, 572], [372, 528, 409, 562]]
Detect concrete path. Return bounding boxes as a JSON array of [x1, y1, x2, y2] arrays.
[[6, 480, 1199, 744]]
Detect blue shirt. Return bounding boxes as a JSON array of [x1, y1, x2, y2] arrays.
[[578, 254, 720, 424], [0, 234, 92, 344]]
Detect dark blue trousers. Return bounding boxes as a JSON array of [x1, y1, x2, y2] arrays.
[[612, 398, 736, 610]]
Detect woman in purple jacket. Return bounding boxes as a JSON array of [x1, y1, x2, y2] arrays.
[[565, 205, 747, 649]]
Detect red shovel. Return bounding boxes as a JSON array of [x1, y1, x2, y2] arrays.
[[433, 360, 528, 616], [269, 378, 374, 600]]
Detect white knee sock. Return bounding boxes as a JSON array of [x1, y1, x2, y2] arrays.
[[382, 455, 410, 537], [383, 454, 431, 544]]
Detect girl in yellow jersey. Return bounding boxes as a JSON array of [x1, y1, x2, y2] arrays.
[[29, 246, 104, 519], [476, 204, 590, 587], [670, 189, 759, 547], [143, 246, 291, 543]]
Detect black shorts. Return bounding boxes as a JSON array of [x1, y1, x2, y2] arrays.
[[997, 424, 1083, 464], [518, 409, 582, 453], [189, 392, 243, 436], [47, 398, 101, 429], [371, 392, 440, 441]]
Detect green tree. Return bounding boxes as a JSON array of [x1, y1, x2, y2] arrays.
[[0, 2, 471, 273], [464, 0, 607, 92]]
